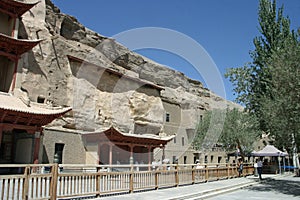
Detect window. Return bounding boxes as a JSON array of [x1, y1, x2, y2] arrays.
[[210, 155, 214, 163], [173, 136, 176, 144], [0, 56, 14, 92], [181, 137, 185, 146], [54, 143, 65, 164], [37, 95, 45, 103], [194, 156, 197, 164], [218, 156, 222, 163], [200, 115, 203, 121], [165, 113, 170, 122], [172, 156, 177, 164], [184, 156, 187, 164], [204, 156, 208, 163]]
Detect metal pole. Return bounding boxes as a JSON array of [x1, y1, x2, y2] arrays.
[[278, 156, 281, 174], [283, 156, 286, 174]]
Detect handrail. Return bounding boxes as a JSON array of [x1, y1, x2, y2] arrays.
[[0, 163, 254, 199]]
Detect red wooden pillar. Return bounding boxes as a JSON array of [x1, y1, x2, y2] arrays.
[[109, 144, 113, 165], [10, 16, 20, 93], [10, 12, 19, 92], [148, 145, 152, 171], [0, 125, 3, 148], [11, 16, 19, 38], [32, 130, 41, 164], [98, 143, 101, 164], [10, 59, 19, 93], [129, 144, 134, 164]]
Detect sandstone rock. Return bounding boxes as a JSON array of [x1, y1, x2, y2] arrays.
[[17, 0, 242, 136]]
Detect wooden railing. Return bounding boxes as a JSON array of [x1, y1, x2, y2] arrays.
[[0, 163, 254, 199]]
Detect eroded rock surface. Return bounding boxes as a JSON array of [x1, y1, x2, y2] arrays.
[[18, 0, 241, 134]]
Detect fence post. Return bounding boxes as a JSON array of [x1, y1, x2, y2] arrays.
[[129, 172, 134, 193], [227, 163, 230, 178], [192, 166, 195, 184], [205, 165, 209, 182], [155, 171, 159, 190], [175, 164, 179, 187], [96, 166, 101, 197], [22, 166, 30, 200], [216, 164, 219, 180], [50, 164, 58, 200]]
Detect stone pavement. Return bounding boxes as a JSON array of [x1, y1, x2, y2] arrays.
[[95, 174, 287, 200], [209, 173, 300, 200]]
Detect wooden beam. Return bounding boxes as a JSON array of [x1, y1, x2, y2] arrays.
[[13, 115, 20, 124], [0, 50, 18, 61], [0, 7, 17, 18], [0, 123, 40, 132], [0, 111, 7, 122], [26, 115, 34, 126]]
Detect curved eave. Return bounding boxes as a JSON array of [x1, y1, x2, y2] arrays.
[[0, 0, 39, 17], [0, 33, 41, 60], [0, 107, 72, 127], [0, 92, 71, 127], [83, 127, 174, 147]]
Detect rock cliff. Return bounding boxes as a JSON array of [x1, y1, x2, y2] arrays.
[[18, 0, 241, 134]]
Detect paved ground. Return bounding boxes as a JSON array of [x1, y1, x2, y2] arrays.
[[209, 174, 300, 200], [94, 173, 299, 200]]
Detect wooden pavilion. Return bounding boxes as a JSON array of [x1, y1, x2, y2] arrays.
[[0, 0, 72, 164], [0, 93, 71, 164], [82, 127, 174, 166]]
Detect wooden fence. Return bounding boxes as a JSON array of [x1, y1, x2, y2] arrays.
[[0, 163, 254, 199]]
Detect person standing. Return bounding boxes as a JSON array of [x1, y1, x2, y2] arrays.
[[254, 160, 258, 177], [257, 158, 263, 180], [238, 159, 244, 177], [195, 160, 204, 169]]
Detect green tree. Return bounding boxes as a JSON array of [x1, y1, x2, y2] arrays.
[[225, 0, 300, 167], [192, 109, 226, 151], [260, 37, 300, 164], [225, 0, 297, 131], [220, 108, 260, 160], [192, 110, 212, 151], [193, 108, 260, 160]]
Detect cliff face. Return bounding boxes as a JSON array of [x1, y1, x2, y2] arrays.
[[18, 0, 241, 134]]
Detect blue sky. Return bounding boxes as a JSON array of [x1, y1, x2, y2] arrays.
[[52, 0, 300, 101]]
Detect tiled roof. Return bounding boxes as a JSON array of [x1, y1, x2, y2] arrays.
[[0, 0, 39, 17], [0, 33, 42, 60], [82, 126, 175, 146], [0, 92, 71, 115]]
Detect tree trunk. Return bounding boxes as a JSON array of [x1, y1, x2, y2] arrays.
[[236, 139, 245, 161], [292, 133, 300, 176]]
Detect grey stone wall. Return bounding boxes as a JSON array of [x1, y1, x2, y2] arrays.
[[42, 129, 86, 164]]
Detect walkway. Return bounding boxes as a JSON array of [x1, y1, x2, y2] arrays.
[[209, 173, 300, 200], [95, 174, 289, 200]]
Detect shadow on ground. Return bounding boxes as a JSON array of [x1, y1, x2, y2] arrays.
[[248, 176, 300, 197]]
